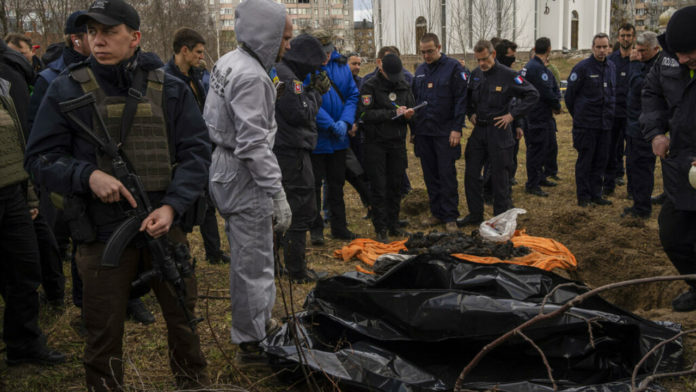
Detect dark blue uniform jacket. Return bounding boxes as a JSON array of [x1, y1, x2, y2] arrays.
[[608, 50, 631, 118], [163, 57, 206, 113], [521, 55, 561, 129], [565, 54, 616, 130], [626, 53, 661, 139], [29, 46, 88, 130], [411, 53, 468, 137], [24, 52, 211, 220]]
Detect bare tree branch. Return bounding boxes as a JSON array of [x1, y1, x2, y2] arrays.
[[517, 330, 558, 391], [453, 274, 696, 392], [635, 362, 696, 392], [631, 328, 696, 390]]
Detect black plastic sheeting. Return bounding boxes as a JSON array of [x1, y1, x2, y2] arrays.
[[263, 254, 682, 392]]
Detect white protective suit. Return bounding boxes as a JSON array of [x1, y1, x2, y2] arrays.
[[203, 0, 286, 344]]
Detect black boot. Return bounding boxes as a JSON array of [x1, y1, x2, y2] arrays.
[[284, 230, 308, 277], [7, 346, 66, 366], [126, 298, 155, 325]]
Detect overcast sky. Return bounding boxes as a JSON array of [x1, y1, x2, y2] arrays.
[[354, 1, 372, 21]]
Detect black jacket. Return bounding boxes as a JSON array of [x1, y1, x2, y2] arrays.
[[162, 57, 206, 113], [273, 61, 322, 151], [467, 61, 539, 147], [0, 41, 32, 199], [358, 72, 414, 143], [24, 50, 211, 237], [0, 40, 32, 136], [626, 52, 661, 139], [641, 34, 696, 210], [273, 34, 325, 151]]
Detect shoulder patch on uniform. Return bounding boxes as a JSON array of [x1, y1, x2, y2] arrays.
[[514, 75, 524, 85], [293, 80, 303, 94], [569, 72, 578, 82], [661, 56, 680, 68], [541, 73, 549, 81], [520, 68, 527, 77], [461, 71, 468, 81], [361, 94, 372, 106]]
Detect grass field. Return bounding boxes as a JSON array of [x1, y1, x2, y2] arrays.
[[3, 54, 696, 391]]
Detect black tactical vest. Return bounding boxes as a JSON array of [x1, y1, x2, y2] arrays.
[[71, 65, 172, 192], [0, 77, 29, 188]]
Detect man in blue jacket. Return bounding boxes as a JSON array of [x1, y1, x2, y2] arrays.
[[412, 33, 468, 232], [604, 23, 635, 196], [310, 30, 360, 242], [521, 37, 561, 197], [565, 32, 616, 207]]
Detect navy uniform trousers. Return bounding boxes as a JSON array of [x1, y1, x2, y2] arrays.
[[572, 127, 610, 203], [625, 135, 656, 216], [414, 135, 460, 222], [465, 125, 513, 218]]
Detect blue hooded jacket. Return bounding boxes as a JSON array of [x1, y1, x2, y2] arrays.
[[313, 50, 359, 154]]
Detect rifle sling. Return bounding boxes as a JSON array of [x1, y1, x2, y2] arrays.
[[120, 67, 148, 145]]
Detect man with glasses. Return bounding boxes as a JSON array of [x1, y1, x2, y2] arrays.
[[412, 33, 469, 232]]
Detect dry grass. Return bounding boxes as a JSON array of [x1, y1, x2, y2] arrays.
[[2, 53, 696, 391]]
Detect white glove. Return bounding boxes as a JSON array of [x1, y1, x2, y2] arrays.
[[272, 189, 292, 232]]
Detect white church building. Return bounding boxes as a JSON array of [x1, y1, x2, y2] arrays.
[[372, 0, 612, 54]]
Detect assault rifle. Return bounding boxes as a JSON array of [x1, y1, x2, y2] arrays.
[[59, 92, 203, 332]]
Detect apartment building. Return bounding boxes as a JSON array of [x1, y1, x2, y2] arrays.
[[211, 0, 354, 52]]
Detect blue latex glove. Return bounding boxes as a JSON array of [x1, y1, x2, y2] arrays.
[[331, 121, 348, 139]]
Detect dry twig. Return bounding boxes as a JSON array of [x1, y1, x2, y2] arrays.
[[517, 330, 558, 391], [631, 328, 696, 390], [453, 274, 696, 392], [635, 362, 696, 392], [203, 286, 255, 389]]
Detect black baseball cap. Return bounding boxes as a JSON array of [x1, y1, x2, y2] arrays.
[[76, 0, 140, 31], [382, 53, 404, 82], [65, 11, 87, 34]]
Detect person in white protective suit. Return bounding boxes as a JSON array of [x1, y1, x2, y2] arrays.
[[203, 0, 293, 366]]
